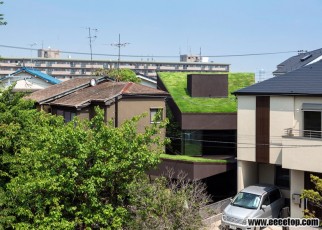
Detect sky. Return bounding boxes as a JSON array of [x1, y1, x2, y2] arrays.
[[1, 0, 322, 79]]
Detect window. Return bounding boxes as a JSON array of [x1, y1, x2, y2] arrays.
[[269, 189, 281, 203], [275, 165, 290, 189], [150, 108, 163, 123], [232, 192, 261, 209], [56, 109, 76, 123], [262, 195, 270, 206], [304, 111, 321, 138]]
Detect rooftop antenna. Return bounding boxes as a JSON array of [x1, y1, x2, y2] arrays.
[[111, 33, 130, 69], [86, 27, 98, 61], [199, 47, 202, 62]]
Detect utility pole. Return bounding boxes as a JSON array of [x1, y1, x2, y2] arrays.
[[111, 34, 130, 69], [86, 27, 98, 62], [29, 42, 37, 68]]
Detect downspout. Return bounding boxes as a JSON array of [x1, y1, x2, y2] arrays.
[[115, 97, 118, 127]]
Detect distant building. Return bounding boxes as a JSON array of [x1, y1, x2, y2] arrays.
[[180, 54, 209, 63], [273, 48, 322, 76], [38, 48, 60, 58], [0, 56, 229, 80], [0, 67, 61, 92]]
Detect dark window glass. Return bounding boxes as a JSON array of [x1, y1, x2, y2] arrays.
[[262, 195, 270, 205], [304, 111, 321, 138], [275, 165, 290, 189], [269, 189, 281, 203]]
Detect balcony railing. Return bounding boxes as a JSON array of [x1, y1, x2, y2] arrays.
[[284, 128, 322, 139]]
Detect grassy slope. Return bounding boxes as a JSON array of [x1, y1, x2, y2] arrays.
[[158, 72, 254, 113]]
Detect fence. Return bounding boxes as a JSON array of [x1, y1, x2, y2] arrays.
[[200, 197, 231, 227]]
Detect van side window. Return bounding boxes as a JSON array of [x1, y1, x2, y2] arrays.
[[269, 189, 281, 203], [262, 195, 270, 205]]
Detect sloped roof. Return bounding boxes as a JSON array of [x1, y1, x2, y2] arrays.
[[273, 48, 322, 75], [50, 81, 168, 108], [26, 77, 95, 103], [1, 67, 61, 84], [235, 60, 322, 96]]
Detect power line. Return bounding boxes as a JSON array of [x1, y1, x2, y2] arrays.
[[167, 136, 322, 148], [0, 44, 300, 59]]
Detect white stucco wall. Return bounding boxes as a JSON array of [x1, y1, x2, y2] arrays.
[[237, 160, 258, 191], [290, 170, 304, 218], [237, 96, 256, 162], [269, 96, 294, 164]]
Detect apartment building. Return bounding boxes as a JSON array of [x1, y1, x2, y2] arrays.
[[234, 60, 322, 219], [0, 51, 229, 80]]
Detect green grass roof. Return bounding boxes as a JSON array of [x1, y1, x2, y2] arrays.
[[158, 72, 254, 113], [160, 154, 227, 163]]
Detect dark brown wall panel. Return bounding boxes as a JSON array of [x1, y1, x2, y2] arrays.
[[256, 96, 270, 163], [181, 113, 237, 130], [187, 74, 228, 98]]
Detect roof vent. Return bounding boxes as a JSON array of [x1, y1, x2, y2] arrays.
[[90, 78, 97, 86], [300, 54, 312, 62]]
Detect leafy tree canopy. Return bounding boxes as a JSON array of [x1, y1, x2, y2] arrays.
[[301, 174, 322, 223], [94, 68, 141, 83], [0, 87, 166, 229]]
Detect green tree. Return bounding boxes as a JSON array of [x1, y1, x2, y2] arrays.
[[0, 1, 7, 25], [0, 87, 166, 229], [126, 172, 211, 230], [94, 68, 141, 83], [301, 174, 322, 222]]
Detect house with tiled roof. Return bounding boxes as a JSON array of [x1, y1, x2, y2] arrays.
[[0, 67, 61, 92], [27, 77, 169, 134], [273, 48, 322, 76], [234, 60, 322, 219]]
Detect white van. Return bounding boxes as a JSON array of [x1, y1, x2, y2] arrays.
[[221, 184, 285, 230]]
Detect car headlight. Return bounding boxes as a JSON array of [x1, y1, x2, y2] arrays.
[[222, 214, 227, 221]]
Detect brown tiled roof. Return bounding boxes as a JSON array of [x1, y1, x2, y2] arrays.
[[50, 82, 168, 108], [25, 78, 94, 103]]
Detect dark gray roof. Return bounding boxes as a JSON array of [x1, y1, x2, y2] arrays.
[[273, 48, 322, 75], [235, 60, 322, 96]]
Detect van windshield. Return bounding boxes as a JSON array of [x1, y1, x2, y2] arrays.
[[231, 192, 261, 209]]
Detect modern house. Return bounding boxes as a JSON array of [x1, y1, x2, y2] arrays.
[[234, 60, 322, 218], [27, 77, 169, 136], [273, 48, 322, 76], [0, 67, 61, 92], [150, 72, 254, 199]]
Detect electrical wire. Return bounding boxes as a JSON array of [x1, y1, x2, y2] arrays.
[[0, 44, 299, 59]]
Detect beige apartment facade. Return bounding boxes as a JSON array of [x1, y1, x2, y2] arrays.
[[0, 56, 230, 80]]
